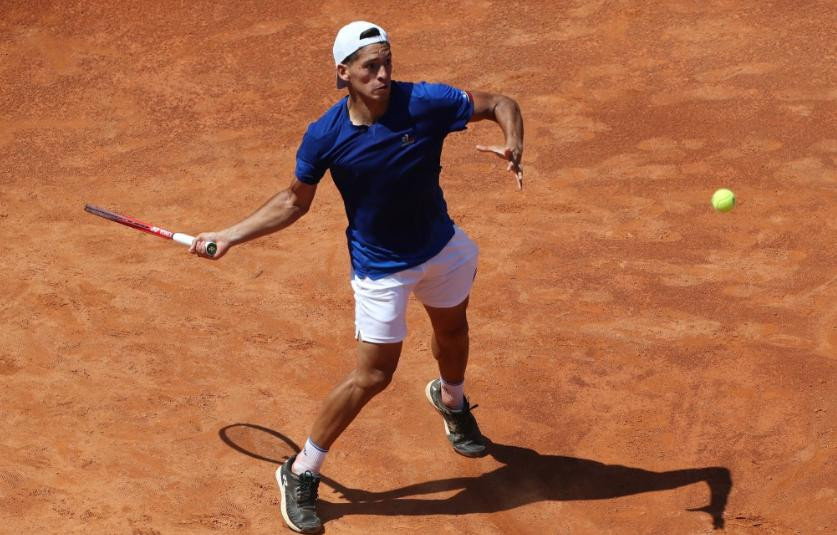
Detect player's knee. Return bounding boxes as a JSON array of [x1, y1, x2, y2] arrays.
[[435, 320, 469, 342], [353, 367, 393, 395]]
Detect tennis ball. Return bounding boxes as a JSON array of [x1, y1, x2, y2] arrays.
[[711, 188, 736, 212]]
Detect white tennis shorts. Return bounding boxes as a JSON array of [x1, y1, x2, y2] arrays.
[[351, 226, 479, 344]]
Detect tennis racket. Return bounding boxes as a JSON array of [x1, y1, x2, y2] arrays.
[[84, 204, 216, 256]]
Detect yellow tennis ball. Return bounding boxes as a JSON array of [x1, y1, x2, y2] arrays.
[[711, 188, 736, 212]]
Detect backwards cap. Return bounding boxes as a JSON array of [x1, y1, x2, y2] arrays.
[[333, 21, 389, 89]]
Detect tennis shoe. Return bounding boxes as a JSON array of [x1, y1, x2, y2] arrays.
[[276, 455, 323, 534], [425, 379, 489, 457]]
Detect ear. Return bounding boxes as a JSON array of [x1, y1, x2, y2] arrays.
[[336, 64, 350, 85]]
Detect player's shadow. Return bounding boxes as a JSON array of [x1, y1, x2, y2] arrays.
[[219, 424, 731, 530]]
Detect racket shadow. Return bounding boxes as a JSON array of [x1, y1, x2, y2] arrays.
[[218, 423, 300, 464], [218, 424, 731, 530]]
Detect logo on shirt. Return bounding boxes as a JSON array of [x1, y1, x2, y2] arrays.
[[401, 133, 415, 146]]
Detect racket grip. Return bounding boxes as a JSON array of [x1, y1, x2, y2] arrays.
[[173, 233, 216, 257]]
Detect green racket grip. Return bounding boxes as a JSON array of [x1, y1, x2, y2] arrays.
[[206, 242, 217, 257]]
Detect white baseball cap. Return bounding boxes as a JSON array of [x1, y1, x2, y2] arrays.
[[333, 21, 389, 89]]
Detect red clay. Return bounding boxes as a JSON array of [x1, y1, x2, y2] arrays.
[[1, 1, 835, 533]]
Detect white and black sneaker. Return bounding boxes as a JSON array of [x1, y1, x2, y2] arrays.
[[425, 379, 489, 458], [276, 455, 323, 533]]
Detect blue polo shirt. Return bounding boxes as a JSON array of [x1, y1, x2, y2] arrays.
[[295, 81, 474, 279]]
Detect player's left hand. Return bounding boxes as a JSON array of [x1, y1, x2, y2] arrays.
[[476, 144, 523, 190]]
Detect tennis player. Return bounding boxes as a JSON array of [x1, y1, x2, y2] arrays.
[[191, 21, 524, 533]]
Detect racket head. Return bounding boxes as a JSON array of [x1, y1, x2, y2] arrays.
[[84, 204, 153, 231], [84, 203, 174, 239]]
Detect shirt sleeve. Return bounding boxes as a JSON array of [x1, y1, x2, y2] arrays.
[[416, 82, 474, 134], [294, 124, 329, 185]]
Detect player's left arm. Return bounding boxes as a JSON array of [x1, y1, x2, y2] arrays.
[[469, 91, 524, 190]]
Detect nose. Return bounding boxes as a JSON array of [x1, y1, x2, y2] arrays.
[[377, 63, 391, 81]]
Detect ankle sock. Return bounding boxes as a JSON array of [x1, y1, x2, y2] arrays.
[[440, 377, 465, 410], [292, 437, 328, 475]]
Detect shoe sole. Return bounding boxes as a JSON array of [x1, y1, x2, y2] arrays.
[[425, 380, 487, 458], [276, 465, 319, 534]]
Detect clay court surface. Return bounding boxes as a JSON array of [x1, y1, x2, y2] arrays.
[[2, 1, 836, 533]]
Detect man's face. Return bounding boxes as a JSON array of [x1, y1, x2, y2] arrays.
[[338, 43, 392, 100]]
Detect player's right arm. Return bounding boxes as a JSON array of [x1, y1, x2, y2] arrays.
[[190, 178, 317, 259]]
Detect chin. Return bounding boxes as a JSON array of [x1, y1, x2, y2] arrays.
[[368, 88, 390, 99]]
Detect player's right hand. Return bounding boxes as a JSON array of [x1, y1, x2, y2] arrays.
[[190, 231, 232, 259]]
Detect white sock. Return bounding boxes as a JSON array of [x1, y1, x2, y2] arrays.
[[292, 438, 328, 475], [440, 377, 465, 410]]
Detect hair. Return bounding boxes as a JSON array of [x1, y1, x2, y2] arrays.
[[341, 41, 390, 66]]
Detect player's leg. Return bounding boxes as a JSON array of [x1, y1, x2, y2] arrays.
[[414, 226, 487, 457], [277, 270, 415, 533], [424, 297, 470, 406], [306, 339, 402, 451], [423, 297, 487, 457], [278, 341, 401, 534], [294, 270, 413, 469]]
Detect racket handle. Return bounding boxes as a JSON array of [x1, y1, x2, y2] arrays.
[[173, 233, 216, 257]]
